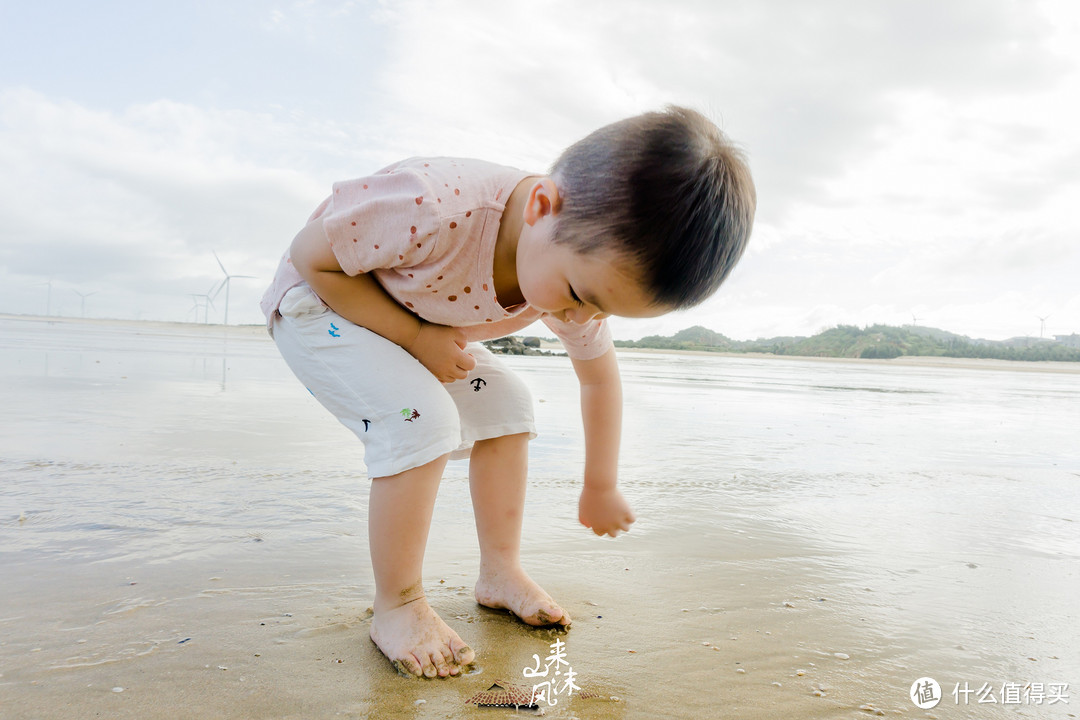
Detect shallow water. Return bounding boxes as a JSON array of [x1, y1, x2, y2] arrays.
[[1, 316, 1078, 718]]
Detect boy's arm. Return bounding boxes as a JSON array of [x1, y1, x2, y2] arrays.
[[289, 218, 476, 383], [571, 347, 636, 537]]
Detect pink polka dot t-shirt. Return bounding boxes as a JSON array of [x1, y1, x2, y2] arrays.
[[260, 157, 612, 360]]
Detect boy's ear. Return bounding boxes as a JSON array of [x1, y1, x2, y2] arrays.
[[523, 178, 562, 226]]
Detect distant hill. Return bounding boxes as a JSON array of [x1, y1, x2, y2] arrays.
[[614, 324, 1080, 362], [619, 325, 735, 351]]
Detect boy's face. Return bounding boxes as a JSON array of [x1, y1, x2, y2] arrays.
[[516, 220, 667, 324]]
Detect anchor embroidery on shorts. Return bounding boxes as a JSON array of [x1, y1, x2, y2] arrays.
[[400, 408, 420, 422], [328, 322, 340, 338], [362, 419, 371, 431], [471, 378, 487, 392]]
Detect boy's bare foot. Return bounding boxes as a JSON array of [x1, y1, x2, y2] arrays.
[[369, 597, 475, 678], [474, 565, 571, 627]]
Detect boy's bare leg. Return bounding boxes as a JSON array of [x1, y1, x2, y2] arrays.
[[368, 454, 475, 677], [469, 433, 571, 627]]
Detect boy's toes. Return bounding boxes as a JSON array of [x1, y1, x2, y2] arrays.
[[439, 646, 461, 676], [432, 651, 452, 677], [371, 598, 472, 680], [534, 606, 562, 625], [452, 640, 474, 666], [393, 657, 423, 677], [528, 604, 570, 627]]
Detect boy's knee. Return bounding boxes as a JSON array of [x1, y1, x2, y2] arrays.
[[363, 387, 461, 477], [400, 386, 461, 439], [500, 370, 534, 414]]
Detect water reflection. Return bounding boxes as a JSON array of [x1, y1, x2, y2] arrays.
[[2, 318, 1078, 718]]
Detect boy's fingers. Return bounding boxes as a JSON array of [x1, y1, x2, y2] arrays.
[[456, 351, 476, 371]]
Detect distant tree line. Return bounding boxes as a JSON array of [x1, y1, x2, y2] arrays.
[[612, 324, 1080, 362]]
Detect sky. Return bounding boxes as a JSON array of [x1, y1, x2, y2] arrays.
[[1, 0, 1078, 342]]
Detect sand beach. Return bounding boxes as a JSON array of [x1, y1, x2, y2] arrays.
[[1, 315, 1077, 719]]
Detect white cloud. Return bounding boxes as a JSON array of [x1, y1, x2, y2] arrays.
[[0, 0, 1077, 340], [0, 89, 350, 323]]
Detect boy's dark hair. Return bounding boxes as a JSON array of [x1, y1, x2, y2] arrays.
[[550, 106, 756, 308]]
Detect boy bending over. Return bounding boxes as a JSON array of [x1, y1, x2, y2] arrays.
[[260, 106, 756, 678]]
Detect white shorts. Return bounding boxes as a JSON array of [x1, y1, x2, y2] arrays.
[[271, 284, 536, 478]]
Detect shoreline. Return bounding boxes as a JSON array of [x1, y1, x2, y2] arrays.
[[613, 346, 1080, 373], [5, 313, 1077, 374], [0, 312, 270, 338]]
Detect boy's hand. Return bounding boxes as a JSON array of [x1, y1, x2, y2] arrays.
[[578, 486, 636, 538], [406, 321, 476, 383]]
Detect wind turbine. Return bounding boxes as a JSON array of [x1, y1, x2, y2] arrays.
[[189, 284, 217, 324], [188, 294, 212, 323], [910, 312, 921, 326], [210, 251, 255, 326], [200, 284, 217, 324], [37, 279, 54, 316], [72, 290, 97, 318], [1037, 314, 1051, 339]]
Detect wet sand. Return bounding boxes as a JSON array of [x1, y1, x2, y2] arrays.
[[4, 510, 944, 719], [2, 315, 1077, 719], [4, 508, 898, 719]]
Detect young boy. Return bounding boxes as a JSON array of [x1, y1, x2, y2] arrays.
[[260, 106, 755, 679]]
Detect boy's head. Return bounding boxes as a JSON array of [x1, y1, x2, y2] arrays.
[[548, 106, 756, 309]]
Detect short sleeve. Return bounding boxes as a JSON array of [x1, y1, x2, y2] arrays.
[[542, 316, 614, 361], [320, 165, 442, 276]]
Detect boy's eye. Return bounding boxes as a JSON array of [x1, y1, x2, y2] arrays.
[[569, 287, 585, 306]]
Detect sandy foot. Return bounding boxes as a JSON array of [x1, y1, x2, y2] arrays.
[[474, 565, 572, 627], [369, 597, 474, 678]]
